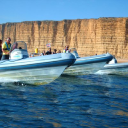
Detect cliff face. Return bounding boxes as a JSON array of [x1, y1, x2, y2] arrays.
[[0, 18, 128, 58]]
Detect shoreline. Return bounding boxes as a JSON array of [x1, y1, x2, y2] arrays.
[[117, 59, 128, 63]]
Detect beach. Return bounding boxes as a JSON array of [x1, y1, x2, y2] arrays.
[[117, 59, 128, 63]]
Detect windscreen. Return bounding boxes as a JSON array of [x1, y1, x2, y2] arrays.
[[70, 48, 80, 58], [10, 41, 27, 52]]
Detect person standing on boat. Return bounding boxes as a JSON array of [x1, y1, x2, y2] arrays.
[[1, 37, 11, 60], [63, 46, 70, 53], [45, 48, 52, 55], [0, 39, 3, 60]]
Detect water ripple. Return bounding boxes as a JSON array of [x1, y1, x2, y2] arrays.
[[0, 74, 128, 127]]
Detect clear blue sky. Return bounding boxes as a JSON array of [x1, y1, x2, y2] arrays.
[[0, 0, 128, 24]]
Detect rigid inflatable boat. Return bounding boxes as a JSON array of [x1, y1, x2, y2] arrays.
[[0, 41, 76, 85], [95, 58, 128, 75], [63, 48, 113, 75]]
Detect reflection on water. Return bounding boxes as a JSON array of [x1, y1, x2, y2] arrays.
[[0, 74, 128, 127]]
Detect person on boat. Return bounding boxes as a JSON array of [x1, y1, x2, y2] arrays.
[[63, 46, 70, 53], [57, 50, 61, 53], [52, 49, 57, 54], [1, 37, 11, 60], [29, 53, 34, 57], [9, 42, 18, 53], [40, 50, 46, 56], [12, 42, 18, 50], [0, 40, 3, 60], [45, 48, 52, 55]]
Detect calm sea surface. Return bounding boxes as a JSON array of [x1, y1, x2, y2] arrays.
[[0, 74, 128, 128]]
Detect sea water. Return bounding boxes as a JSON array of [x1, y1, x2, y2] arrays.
[[0, 74, 128, 127]]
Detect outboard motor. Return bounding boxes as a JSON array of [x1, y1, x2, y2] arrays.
[[10, 41, 29, 59]]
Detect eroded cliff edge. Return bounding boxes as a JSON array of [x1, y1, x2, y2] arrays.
[[0, 18, 128, 58]]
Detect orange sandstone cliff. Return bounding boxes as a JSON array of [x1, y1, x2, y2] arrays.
[[0, 17, 128, 58]]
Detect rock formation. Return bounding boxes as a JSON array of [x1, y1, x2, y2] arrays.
[[0, 17, 128, 58]]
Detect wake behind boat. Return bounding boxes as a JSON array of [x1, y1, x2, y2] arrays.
[[0, 41, 76, 85], [63, 48, 113, 75]]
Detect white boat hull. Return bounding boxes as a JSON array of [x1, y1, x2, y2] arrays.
[[0, 66, 67, 85], [63, 53, 113, 75], [63, 61, 106, 75]]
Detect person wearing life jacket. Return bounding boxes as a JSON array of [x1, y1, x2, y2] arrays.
[[63, 46, 70, 53], [1, 37, 11, 60]]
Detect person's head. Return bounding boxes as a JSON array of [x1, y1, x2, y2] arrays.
[[65, 45, 69, 50], [6, 37, 11, 44], [54, 49, 57, 53]]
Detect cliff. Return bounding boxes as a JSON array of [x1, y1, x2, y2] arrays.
[[0, 17, 128, 58]]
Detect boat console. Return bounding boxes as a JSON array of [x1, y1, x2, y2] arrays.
[[10, 41, 29, 59]]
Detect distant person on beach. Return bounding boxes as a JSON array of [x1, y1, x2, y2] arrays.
[[45, 48, 52, 55], [0, 39, 2, 60], [1, 37, 11, 60]]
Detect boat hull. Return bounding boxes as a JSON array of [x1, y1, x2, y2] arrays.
[[63, 53, 113, 75], [0, 66, 67, 85], [0, 53, 75, 85], [63, 61, 106, 75]]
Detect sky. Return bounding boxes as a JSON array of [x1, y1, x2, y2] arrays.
[[0, 0, 128, 24]]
